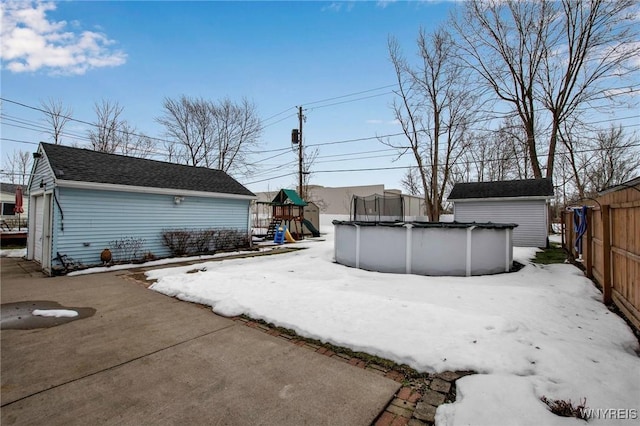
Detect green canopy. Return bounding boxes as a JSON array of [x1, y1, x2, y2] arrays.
[[271, 189, 307, 206]]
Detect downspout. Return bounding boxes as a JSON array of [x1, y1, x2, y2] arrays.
[[53, 189, 64, 231], [247, 202, 252, 248]]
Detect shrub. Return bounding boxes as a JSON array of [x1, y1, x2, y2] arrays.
[[540, 396, 588, 420], [110, 236, 146, 263], [161, 228, 249, 257], [161, 229, 192, 256]]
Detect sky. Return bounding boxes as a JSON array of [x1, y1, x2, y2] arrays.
[[1, 0, 459, 193], [137, 223, 637, 425]]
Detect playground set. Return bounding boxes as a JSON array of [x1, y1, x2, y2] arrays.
[[257, 189, 320, 244]]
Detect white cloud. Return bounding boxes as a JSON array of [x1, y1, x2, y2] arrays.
[[366, 119, 402, 125], [376, 0, 398, 9], [322, 2, 355, 13], [0, 1, 126, 75]]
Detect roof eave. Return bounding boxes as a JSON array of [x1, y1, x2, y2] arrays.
[[449, 195, 553, 202], [56, 180, 256, 200]]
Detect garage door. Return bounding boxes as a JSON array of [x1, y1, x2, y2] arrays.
[[33, 196, 44, 263]]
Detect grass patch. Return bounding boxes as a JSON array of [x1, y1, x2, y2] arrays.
[[532, 244, 567, 264]]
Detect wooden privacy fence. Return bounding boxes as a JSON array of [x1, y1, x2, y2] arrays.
[[562, 180, 640, 332]]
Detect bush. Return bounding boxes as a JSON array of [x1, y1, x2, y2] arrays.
[[540, 396, 588, 420], [110, 236, 146, 263], [161, 228, 249, 257]]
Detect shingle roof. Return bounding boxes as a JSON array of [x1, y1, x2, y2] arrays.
[[1, 183, 22, 195], [40, 143, 255, 197], [448, 178, 554, 200]]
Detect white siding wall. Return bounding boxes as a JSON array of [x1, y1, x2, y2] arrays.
[[52, 187, 251, 267], [28, 155, 56, 194], [453, 199, 548, 247]]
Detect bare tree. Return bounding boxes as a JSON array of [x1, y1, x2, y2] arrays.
[[539, 0, 640, 178], [452, 0, 553, 179], [117, 121, 155, 159], [453, 0, 639, 186], [41, 98, 72, 145], [88, 99, 124, 153], [462, 131, 518, 183], [1, 150, 32, 185], [209, 97, 262, 177], [384, 29, 476, 221], [583, 125, 640, 195], [299, 146, 319, 201], [157, 96, 262, 177], [157, 96, 207, 166], [400, 168, 421, 196]]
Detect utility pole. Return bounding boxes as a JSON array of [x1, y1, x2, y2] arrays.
[[292, 106, 305, 199], [298, 106, 304, 199]]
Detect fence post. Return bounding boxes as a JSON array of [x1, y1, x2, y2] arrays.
[[601, 205, 612, 304], [561, 212, 566, 250], [585, 207, 593, 279]]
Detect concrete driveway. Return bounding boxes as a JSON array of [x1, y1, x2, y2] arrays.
[[0, 258, 399, 425]]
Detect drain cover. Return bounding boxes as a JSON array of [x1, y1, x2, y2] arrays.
[[1, 301, 95, 330]]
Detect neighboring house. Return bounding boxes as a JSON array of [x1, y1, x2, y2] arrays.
[[448, 178, 554, 247], [27, 143, 255, 275], [1, 182, 29, 228]]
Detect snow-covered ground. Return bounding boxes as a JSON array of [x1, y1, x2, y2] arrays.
[[147, 217, 639, 425], [0, 247, 26, 258]]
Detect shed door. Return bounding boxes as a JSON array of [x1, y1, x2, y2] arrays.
[[33, 196, 44, 263]]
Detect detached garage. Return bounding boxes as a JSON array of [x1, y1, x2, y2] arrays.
[[27, 143, 255, 275], [448, 178, 554, 247]]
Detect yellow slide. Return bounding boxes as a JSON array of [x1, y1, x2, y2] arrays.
[[284, 229, 296, 243]]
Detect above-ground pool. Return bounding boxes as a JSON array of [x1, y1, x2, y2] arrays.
[[333, 221, 517, 277]]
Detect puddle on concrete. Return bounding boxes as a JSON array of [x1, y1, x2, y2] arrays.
[[0, 301, 96, 330]]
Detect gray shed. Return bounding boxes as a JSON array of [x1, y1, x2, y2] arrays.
[[448, 178, 554, 247]]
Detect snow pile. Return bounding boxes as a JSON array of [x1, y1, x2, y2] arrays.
[[148, 223, 639, 425], [0, 248, 26, 258], [32, 309, 78, 318]]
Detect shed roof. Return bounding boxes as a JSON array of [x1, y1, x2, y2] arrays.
[[1, 183, 22, 195], [39, 143, 255, 197], [448, 178, 554, 200], [271, 189, 307, 206]]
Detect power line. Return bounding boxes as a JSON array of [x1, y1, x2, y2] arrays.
[[307, 91, 394, 111], [302, 84, 397, 107], [245, 172, 297, 185], [244, 139, 640, 184]]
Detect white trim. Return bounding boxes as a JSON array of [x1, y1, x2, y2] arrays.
[[56, 180, 256, 201], [505, 228, 511, 272], [450, 195, 552, 203], [42, 193, 53, 275], [355, 224, 360, 269], [465, 226, 475, 277], [405, 224, 412, 274]]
